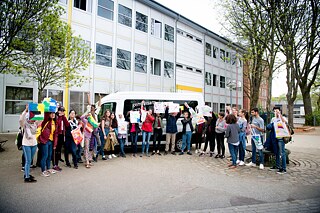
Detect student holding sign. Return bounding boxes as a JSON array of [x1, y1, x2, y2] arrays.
[[64, 110, 79, 169], [141, 101, 155, 157], [164, 104, 181, 155], [152, 113, 164, 155], [127, 111, 141, 157]]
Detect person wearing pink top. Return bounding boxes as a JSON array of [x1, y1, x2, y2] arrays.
[[140, 101, 155, 157], [81, 112, 95, 168]]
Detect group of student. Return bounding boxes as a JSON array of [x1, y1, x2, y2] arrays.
[[19, 95, 288, 183]]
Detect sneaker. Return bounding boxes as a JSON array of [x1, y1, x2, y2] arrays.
[[133, 154, 136, 157], [259, 164, 264, 170], [236, 160, 240, 164], [122, 154, 126, 158], [157, 152, 162, 156], [108, 155, 112, 159], [269, 166, 279, 171], [277, 169, 287, 174], [21, 167, 25, 172], [210, 153, 213, 157], [179, 152, 184, 155], [239, 161, 245, 166], [66, 163, 72, 168], [74, 165, 78, 169], [41, 171, 50, 177], [171, 151, 176, 155], [220, 155, 225, 159], [48, 169, 57, 174], [187, 152, 192, 155], [30, 165, 37, 169], [164, 151, 168, 155], [152, 152, 156, 156], [53, 166, 62, 172], [214, 154, 220, 158], [24, 177, 37, 183], [199, 152, 205, 157], [112, 154, 117, 158], [245, 162, 256, 167], [102, 156, 107, 160]]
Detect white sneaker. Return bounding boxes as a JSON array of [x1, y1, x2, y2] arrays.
[[108, 155, 112, 159], [195, 150, 198, 154], [48, 169, 56, 174], [259, 164, 264, 170], [236, 160, 240, 164], [245, 162, 256, 167], [239, 161, 245, 166], [41, 171, 50, 177], [112, 154, 117, 158]]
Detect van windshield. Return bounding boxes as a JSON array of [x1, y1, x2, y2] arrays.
[[99, 102, 117, 120]]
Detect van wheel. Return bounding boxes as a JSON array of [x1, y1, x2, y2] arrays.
[[176, 134, 183, 151]]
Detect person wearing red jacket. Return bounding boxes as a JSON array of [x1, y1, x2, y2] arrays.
[[140, 101, 155, 157], [52, 106, 70, 171], [38, 112, 57, 177]]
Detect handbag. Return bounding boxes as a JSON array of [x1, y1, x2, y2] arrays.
[[36, 121, 49, 143], [71, 127, 83, 145], [251, 128, 263, 150]]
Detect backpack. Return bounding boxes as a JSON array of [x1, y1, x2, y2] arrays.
[[15, 127, 24, 150]]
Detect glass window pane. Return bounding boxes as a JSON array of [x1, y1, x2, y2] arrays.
[[164, 24, 174, 42], [136, 12, 147, 24], [118, 4, 132, 17], [96, 55, 112, 66], [164, 61, 173, 78], [118, 14, 132, 27], [117, 49, 131, 60], [136, 21, 147, 33], [70, 91, 85, 115], [5, 86, 33, 100], [135, 63, 147, 73], [135, 53, 147, 64], [206, 43, 212, 56], [98, 0, 114, 10], [98, 6, 113, 20]]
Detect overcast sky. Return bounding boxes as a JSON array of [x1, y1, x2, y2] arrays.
[[154, 0, 287, 97]]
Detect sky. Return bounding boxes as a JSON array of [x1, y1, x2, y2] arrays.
[[154, 0, 287, 97]]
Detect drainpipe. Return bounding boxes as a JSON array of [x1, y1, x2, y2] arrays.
[[174, 14, 180, 92]]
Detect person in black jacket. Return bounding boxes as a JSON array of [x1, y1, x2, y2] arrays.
[[164, 106, 181, 155], [202, 113, 217, 157], [179, 110, 194, 155]]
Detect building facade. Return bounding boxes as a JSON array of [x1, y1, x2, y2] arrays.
[[0, 0, 244, 132]]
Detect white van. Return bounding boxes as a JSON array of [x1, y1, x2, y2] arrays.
[[98, 91, 205, 151]]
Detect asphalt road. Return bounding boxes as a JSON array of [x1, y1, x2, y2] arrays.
[[0, 130, 319, 213]]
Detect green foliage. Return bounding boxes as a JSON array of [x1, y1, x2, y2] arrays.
[[0, 0, 60, 73], [305, 111, 320, 126], [8, 3, 93, 98]]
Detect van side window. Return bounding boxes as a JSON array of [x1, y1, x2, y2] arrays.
[[124, 99, 158, 117], [99, 102, 117, 120]]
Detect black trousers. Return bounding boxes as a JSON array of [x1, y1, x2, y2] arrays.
[[195, 132, 203, 149], [52, 134, 64, 166], [153, 128, 162, 152], [204, 133, 216, 152], [64, 137, 78, 166], [216, 133, 225, 156]]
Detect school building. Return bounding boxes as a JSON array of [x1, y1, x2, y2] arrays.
[[0, 0, 245, 132]]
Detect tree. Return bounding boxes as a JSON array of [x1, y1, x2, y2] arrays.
[[222, 0, 276, 111], [0, 0, 58, 73], [9, 7, 93, 101]]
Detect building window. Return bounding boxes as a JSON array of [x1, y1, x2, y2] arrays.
[[213, 46, 218, 58], [74, 0, 91, 12], [117, 48, 131, 70], [5, 87, 33, 114], [136, 12, 148, 33], [151, 57, 161, 76], [164, 61, 174, 78], [220, 103, 225, 112], [220, 49, 225, 61], [151, 19, 162, 38], [42, 89, 63, 106], [205, 43, 212, 56], [164, 24, 174, 42], [231, 53, 236, 65], [70, 91, 86, 114], [212, 102, 218, 113], [220, 76, 225, 88], [135, 53, 147, 73], [96, 43, 112, 67], [205, 102, 211, 107], [205, 72, 211, 85], [97, 0, 114, 20], [59, 0, 67, 4], [118, 4, 132, 27], [212, 74, 217, 86], [226, 52, 230, 63]]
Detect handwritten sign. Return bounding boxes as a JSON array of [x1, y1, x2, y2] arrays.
[[118, 121, 128, 134], [141, 110, 147, 122], [274, 119, 290, 138], [154, 102, 165, 113], [199, 105, 212, 117], [169, 103, 180, 113], [130, 111, 140, 123], [28, 103, 44, 120]]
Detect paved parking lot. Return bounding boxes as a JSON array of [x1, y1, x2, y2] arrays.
[[0, 129, 319, 213]]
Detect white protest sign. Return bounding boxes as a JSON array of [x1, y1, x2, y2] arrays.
[[199, 105, 212, 117], [169, 103, 180, 113], [130, 111, 140, 123], [118, 121, 128, 134], [154, 102, 165, 113], [141, 110, 147, 122]]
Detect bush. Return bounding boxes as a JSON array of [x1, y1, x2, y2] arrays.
[[305, 110, 320, 126]]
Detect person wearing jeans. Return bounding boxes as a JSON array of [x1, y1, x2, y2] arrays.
[[19, 105, 38, 183], [140, 104, 155, 157], [128, 121, 140, 157], [117, 114, 128, 157], [38, 112, 57, 177], [152, 113, 163, 155], [100, 110, 111, 160], [164, 106, 181, 155], [246, 108, 265, 169], [237, 109, 249, 166], [179, 110, 194, 155], [225, 114, 240, 169], [215, 112, 226, 158]]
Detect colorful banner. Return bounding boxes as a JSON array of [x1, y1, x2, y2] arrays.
[[169, 103, 180, 113], [28, 103, 44, 120], [42, 97, 57, 112], [87, 115, 99, 128], [154, 102, 165, 113], [130, 111, 140, 123]]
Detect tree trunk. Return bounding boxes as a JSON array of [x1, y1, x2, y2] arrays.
[[301, 88, 313, 125], [287, 101, 294, 127], [266, 70, 273, 124]]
